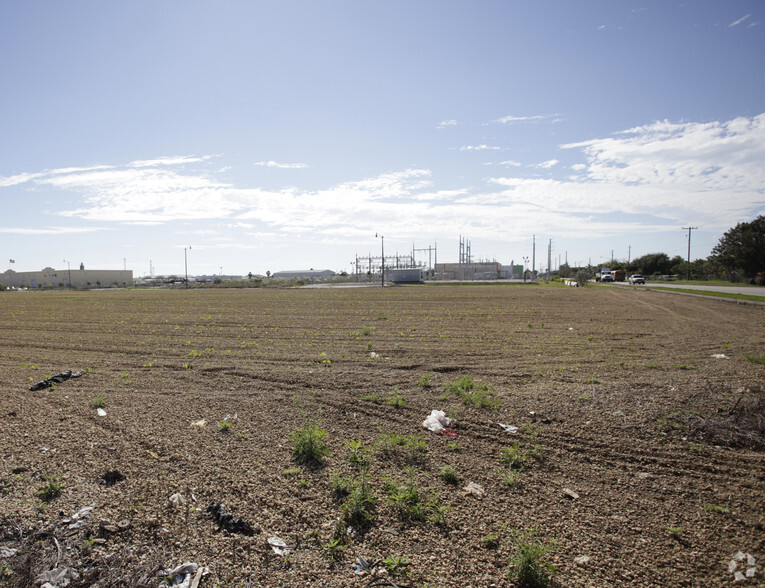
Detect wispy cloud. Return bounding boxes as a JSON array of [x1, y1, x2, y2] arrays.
[[535, 159, 559, 169], [493, 113, 562, 124], [459, 144, 501, 151], [255, 161, 308, 169], [729, 14, 751, 27], [437, 120, 458, 129], [0, 226, 106, 235]]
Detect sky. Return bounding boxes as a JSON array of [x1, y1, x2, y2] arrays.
[[1, 1, 763, 278]]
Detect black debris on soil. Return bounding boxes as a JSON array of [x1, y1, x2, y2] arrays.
[[29, 370, 83, 391], [98, 470, 126, 486], [206, 502, 254, 535]]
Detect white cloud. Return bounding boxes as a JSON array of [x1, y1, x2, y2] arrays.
[[493, 113, 562, 124], [255, 161, 308, 169], [0, 226, 106, 235], [460, 145, 501, 151], [437, 120, 458, 129], [729, 14, 751, 27], [535, 159, 559, 169]]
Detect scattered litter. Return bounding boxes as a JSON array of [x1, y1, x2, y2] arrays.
[[267, 536, 293, 556], [728, 551, 757, 582], [206, 502, 253, 535], [0, 546, 18, 559], [463, 481, 485, 499], [369, 352, 381, 360], [169, 493, 186, 506], [499, 423, 519, 434], [574, 555, 591, 566], [96, 408, 107, 417], [528, 411, 551, 424], [710, 354, 730, 359], [29, 370, 82, 391], [35, 566, 79, 587], [422, 410, 453, 434], [354, 556, 374, 575], [223, 413, 237, 421], [99, 470, 125, 486], [190, 419, 206, 428], [562, 488, 579, 500], [63, 506, 94, 529], [568, 327, 574, 331], [160, 562, 207, 588]]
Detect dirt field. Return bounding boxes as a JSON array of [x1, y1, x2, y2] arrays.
[[0, 285, 763, 587]]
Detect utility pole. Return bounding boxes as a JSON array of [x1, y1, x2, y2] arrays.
[[184, 246, 191, 288], [547, 239, 552, 281], [683, 226, 698, 280], [531, 235, 536, 282], [375, 233, 384, 286]]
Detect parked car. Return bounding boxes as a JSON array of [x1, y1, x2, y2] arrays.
[[629, 274, 645, 285]]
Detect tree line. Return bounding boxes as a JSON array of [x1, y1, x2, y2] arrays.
[[560, 215, 764, 284]]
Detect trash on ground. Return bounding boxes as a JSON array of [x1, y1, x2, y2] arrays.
[[206, 502, 254, 535], [563, 488, 580, 500], [574, 555, 591, 566], [710, 353, 730, 359], [63, 506, 94, 529], [267, 535, 293, 556], [99, 470, 125, 486], [0, 546, 18, 559], [729, 551, 757, 582], [463, 481, 485, 499], [422, 410, 453, 434], [96, 408, 107, 417], [35, 566, 79, 587], [160, 562, 206, 588], [528, 411, 551, 424], [499, 423, 519, 433], [169, 493, 186, 506], [190, 419, 206, 428], [29, 370, 82, 391]]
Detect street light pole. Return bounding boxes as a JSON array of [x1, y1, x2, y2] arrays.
[[184, 246, 191, 288], [64, 259, 71, 288], [522, 256, 529, 282], [375, 233, 384, 287]]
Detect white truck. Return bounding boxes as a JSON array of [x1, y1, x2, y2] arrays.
[[598, 267, 613, 282]]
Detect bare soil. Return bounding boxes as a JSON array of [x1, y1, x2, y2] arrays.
[[0, 285, 763, 587]]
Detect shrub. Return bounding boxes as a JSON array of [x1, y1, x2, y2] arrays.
[[290, 424, 330, 465], [37, 474, 64, 502], [341, 478, 376, 527], [439, 465, 459, 485], [507, 531, 555, 587], [445, 375, 500, 410]]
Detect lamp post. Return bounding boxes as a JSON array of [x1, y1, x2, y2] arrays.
[[375, 233, 384, 287], [522, 256, 529, 283], [184, 246, 191, 288]]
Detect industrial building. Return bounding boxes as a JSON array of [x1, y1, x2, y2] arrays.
[[1, 266, 133, 289]]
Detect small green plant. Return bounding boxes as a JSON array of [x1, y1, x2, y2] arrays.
[[346, 440, 370, 470], [481, 533, 501, 549], [439, 465, 459, 485], [501, 468, 523, 488], [382, 555, 411, 578], [386, 386, 407, 408], [81, 536, 97, 552], [665, 526, 683, 537], [321, 537, 347, 562], [217, 420, 233, 433], [745, 353, 765, 365], [366, 341, 373, 351], [89, 395, 106, 409], [674, 364, 693, 370], [290, 423, 330, 465], [507, 530, 555, 587], [37, 474, 64, 502], [500, 443, 528, 469], [362, 327, 372, 336], [445, 375, 500, 410], [418, 373, 432, 388], [445, 442, 460, 452], [704, 504, 733, 514], [330, 471, 353, 500], [377, 433, 426, 461], [182, 363, 193, 370], [341, 478, 376, 527], [361, 392, 381, 403]]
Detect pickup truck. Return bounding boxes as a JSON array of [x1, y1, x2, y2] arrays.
[[628, 274, 645, 285]]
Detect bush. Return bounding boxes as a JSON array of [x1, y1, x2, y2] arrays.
[[290, 424, 330, 465]]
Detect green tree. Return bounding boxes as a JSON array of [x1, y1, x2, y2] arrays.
[[710, 215, 765, 282], [628, 252, 672, 276]]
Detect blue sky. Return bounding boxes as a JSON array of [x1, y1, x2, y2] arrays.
[[1, 1, 763, 277]]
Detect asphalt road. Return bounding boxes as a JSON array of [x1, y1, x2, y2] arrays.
[[619, 282, 765, 297]]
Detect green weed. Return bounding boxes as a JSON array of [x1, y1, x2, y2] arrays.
[[37, 474, 64, 502], [290, 424, 330, 465]]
